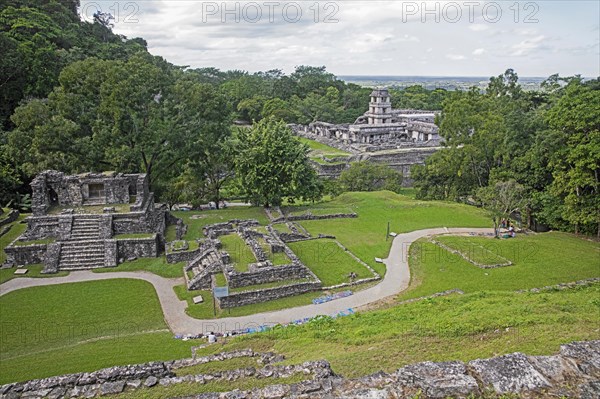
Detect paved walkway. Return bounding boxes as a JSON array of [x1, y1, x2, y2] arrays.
[[0, 227, 492, 335]]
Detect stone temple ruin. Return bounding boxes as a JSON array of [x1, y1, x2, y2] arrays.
[[4, 170, 167, 273], [166, 208, 380, 309], [290, 87, 443, 181]]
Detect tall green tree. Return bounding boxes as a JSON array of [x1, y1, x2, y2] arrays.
[[235, 118, 322, 207], [545, 79, 600, 236]]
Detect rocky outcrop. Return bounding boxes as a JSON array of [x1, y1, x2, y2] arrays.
[[2, 341, 599, 398]]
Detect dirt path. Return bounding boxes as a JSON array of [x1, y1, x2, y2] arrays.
[[0, 228, 492, 335]]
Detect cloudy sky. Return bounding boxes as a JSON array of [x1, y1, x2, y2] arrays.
[[79, 1, 600, 77]]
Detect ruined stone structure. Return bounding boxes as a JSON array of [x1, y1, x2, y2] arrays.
[[293, 88, 440, 149], [2, 341, 599, 398], [290, 88, 444, 181], [175, 209, 378, 309], [179, 219, 323, 308], [3, 170, 167, 272]]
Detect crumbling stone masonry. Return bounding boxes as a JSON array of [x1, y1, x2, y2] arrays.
[[2, 341, 598, 398], [290, 88, 444, 181], [3, 170, 167, 272]]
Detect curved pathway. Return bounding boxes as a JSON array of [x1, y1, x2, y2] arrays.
[[0, 227, 492, 335]]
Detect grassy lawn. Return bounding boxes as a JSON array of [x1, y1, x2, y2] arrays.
[[0, 279, 198, 383], [93, 257, 185, 279], [434, 235, 511, 266], [294, 191, 490, 276], [173, 207, 269, 241], [166, 240, 199, 254], [298, 137, 350, 156], [0, 215, 27, 263], [0, 264, 69, 284], [165, 224, 177, 241], [112, 373, 308, 399], [194, 284, 600, 379], [288, 239, 374, 286], [174, 356, 261, 376], [219, 234, 256, 272], [401, 232, 600, 301]]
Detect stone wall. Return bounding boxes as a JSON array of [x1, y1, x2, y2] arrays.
[[4, 243, 46, 266], [226, 264, 313, 288], [42, 243, 61, 273], [21, 216, 60, 240], [104, 240, 117, 267], [30, 170, 147, 215], [217, 281, 322, 308], [309, 160, 350, 179], [0, 351, 328, 399], [116, 235, 159, 260], [2, 341, 598, 399], [286, 212, 357, 222], [0, 209, 19, 227], [166, 245, 204, 264]]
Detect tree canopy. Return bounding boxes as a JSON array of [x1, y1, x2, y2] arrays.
[[234, 118, 322, 207]]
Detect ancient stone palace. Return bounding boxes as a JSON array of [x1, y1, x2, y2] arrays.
[[290, 88, 444, 181], [292, 87, 441, 149]]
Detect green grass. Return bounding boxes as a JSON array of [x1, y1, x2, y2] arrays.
[[173, 285, 216, 319], [0, 264, 69, 284], [0, 279, 199, 383], [193, 284, 600, 379], [12, 237, 55, 246], [294, 191, 490, 276], [435, 235, 511, 266], [174, 356, 260, 376], [0, 216, 27, 263], [284, 206, 354, 217], [288, 239, 374, 286], [113, 233, 155, 239], [173, 208, 269, 241], [93, 257, 185, 279], [214, 272, 227, 287], [401, 232, 600, 301], [298, 137, 350, 156], [111, 373, 308, 399], [166, 240, 200, 254], [271, 223, 291, 234], [219, 234, 256, 272], [165, 224, 177, 241]]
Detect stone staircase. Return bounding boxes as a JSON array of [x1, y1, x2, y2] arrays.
[[58, 215, 106, 270], [187, 249, 223, 290], [69, 215, 102, 241], [58, 240, 106, 270]]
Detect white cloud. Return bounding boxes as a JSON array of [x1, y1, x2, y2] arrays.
[[446, 54, 466, 61], [510, 35, 547, 56], [83, 0, 600, 76], [469, 24, 489, 32]]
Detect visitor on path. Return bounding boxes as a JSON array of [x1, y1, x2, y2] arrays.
[[207, 332, 217, 343]]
